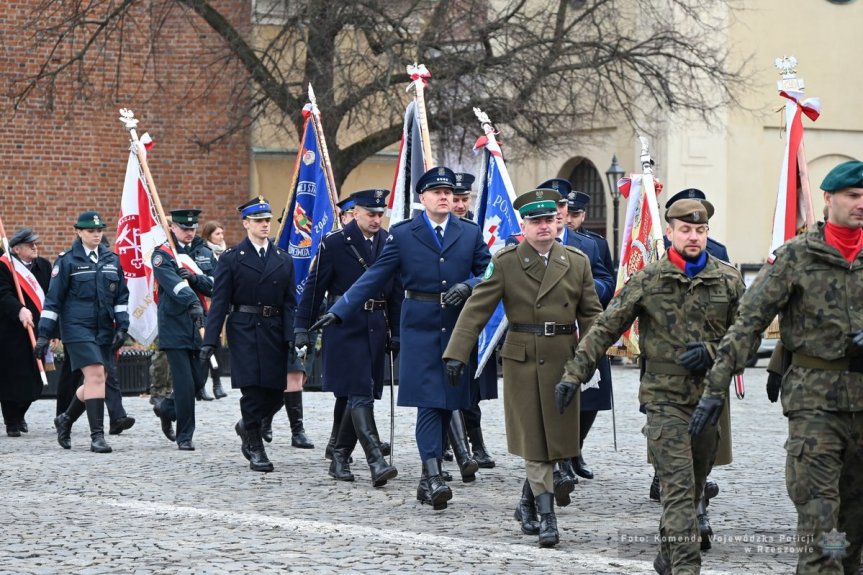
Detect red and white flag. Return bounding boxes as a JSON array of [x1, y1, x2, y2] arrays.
[[612, 172, 665, 355], [115, 134, 166, 345], [769, 89, 820, 257]]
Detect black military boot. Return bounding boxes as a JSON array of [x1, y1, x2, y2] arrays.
[[261, 414, 274, 443], [212, 377, 227, 399], [329, 408, 356, 482], [649, 473, 661, 501], [285, 391, 314, 448], [553, 460, 576, 507], [153, 399, 176, 442], [535, 492, 559, 547], [447, 411, 479, 483], [573, 454, 594, 480], [54, 395, 86, 450], [86, 399, 112, 453], [417, 458, 452, 510], [326, 398, 347, 460], [514, 478, 540, 535], [367, 410, 391, 456], [235, 419, 251, 461], [467, 426, 495, 468], [247, 426, 274, 472], [697, 495, 713, 550], [352, 406, 398, 487]]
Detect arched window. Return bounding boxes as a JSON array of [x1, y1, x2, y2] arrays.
[[568, 158, 607, 237]]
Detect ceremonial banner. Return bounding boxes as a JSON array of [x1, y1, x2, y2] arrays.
[[276, 107, 336, 300], [770, 88, 820, 255], [612, 171, 664, 355], [388, 100, 428, 224], [115, 133, 166, 345], [472, 126, 521, 376]]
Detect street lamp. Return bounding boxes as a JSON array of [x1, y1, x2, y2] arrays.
[[605, 155, 625, 272]]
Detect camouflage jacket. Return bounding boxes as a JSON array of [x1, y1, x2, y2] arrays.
[[704, 223, 863, 413], [563, 253, 746, 406]]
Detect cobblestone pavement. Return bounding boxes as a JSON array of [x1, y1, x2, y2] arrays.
[[0, 361, 801, 574]]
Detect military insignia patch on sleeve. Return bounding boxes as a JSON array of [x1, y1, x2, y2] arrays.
[[51, 265, 59, 277], [153, 254, 164, 267], [482, 262, 495, 280]]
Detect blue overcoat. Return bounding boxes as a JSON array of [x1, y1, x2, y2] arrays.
[[204, 237, 295, 390], [331, 214, 490, 410], [295, 220, 403, 399]]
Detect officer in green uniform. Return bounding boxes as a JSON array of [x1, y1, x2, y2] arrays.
[[690, 160, 863, 575], [443, 188, 603, 548], [558, 199, 749, 574]]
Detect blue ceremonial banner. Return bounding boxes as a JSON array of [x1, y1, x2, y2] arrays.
[[473, 133, 521, 376], [277, 116, 335, 300]]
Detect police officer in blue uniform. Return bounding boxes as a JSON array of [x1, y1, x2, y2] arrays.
[[295, 188, 402, 487], [450, 172, 497, 471], [36, 211, 130, 453], [312, 167, 492, 510], [564, 189, 615, 480], [151, 209, 213, 451], [200, 197, 296, 472]]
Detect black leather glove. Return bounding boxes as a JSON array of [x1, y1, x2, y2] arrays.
[[294, 329, 310, 350], [766, 372, 782, 403], [442, 282, 472, 306], [177, 267, 198, 286], [310, 312, 341, 332], [555, 381, 578, 414], [688, 396, 725, 436], [34, 336, 50, 360], [852, 330, 863, 351], [444, 359, 465, 386], [676, 342, 713, 372], [111, 329, 128, 353], [387, 336, 400, 360], [189, 301, 205, 329], [200, 345, 216, 364]]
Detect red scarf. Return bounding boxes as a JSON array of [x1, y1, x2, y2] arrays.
[[824, 221, 863, 263]]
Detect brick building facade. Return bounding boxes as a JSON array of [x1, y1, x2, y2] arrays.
[[0, 1, 251, 258]]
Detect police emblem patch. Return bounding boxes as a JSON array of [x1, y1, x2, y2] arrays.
[[51, 265, 59, 277], [153, 254, 164, 267], [482, 262, 495, 280]]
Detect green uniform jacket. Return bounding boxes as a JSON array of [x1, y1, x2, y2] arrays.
[[443, 240, 602, 461], [704, 223, 863, 414], [564, 253, 747, 407]]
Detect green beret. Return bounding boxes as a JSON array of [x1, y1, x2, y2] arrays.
[[75, 211, 106, 229], [821, 160, 863, 192], [665, 199, 709, 224]]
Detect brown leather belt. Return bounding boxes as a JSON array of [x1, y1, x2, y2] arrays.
[[230, 304, 282, 317], [405, 290, 446, 304], [509, 322, 576, 336], [792, 353, 863, 373]]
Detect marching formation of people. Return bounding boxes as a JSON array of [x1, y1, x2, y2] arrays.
[[3, 158, 863, 574]]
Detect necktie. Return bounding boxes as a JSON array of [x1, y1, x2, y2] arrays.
[[435, 225, 444, 244], [259, 247, 266, 259], [542, 255, 548, 267], [89, 251, 98, 263]]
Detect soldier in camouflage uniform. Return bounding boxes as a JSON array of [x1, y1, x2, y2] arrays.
[[558, 199, 749, 574], [691, 160, 863, 575]]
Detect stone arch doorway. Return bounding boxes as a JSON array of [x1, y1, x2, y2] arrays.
[[567, 158, 607, 237]]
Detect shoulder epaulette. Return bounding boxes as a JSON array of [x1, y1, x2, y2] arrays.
[[563, 245, 586, 258], [391, 219, 411, 229], [324, 228, 344, 239], [495, 244, 518, 257], [458, 217, 479, 226], [57, 251, 67, 257]]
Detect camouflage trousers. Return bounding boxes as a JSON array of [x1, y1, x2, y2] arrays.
[[644, 403, 719, 575], [785, 409, 863, 574], [149, 348, 174, 399]]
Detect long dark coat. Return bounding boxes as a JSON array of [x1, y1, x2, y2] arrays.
[[0, 256, 51, 402], [294, 220, 402, 398], [444, 240, 603, 461], [204, 238, 295, 390], [331, 214, 490, 410]]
